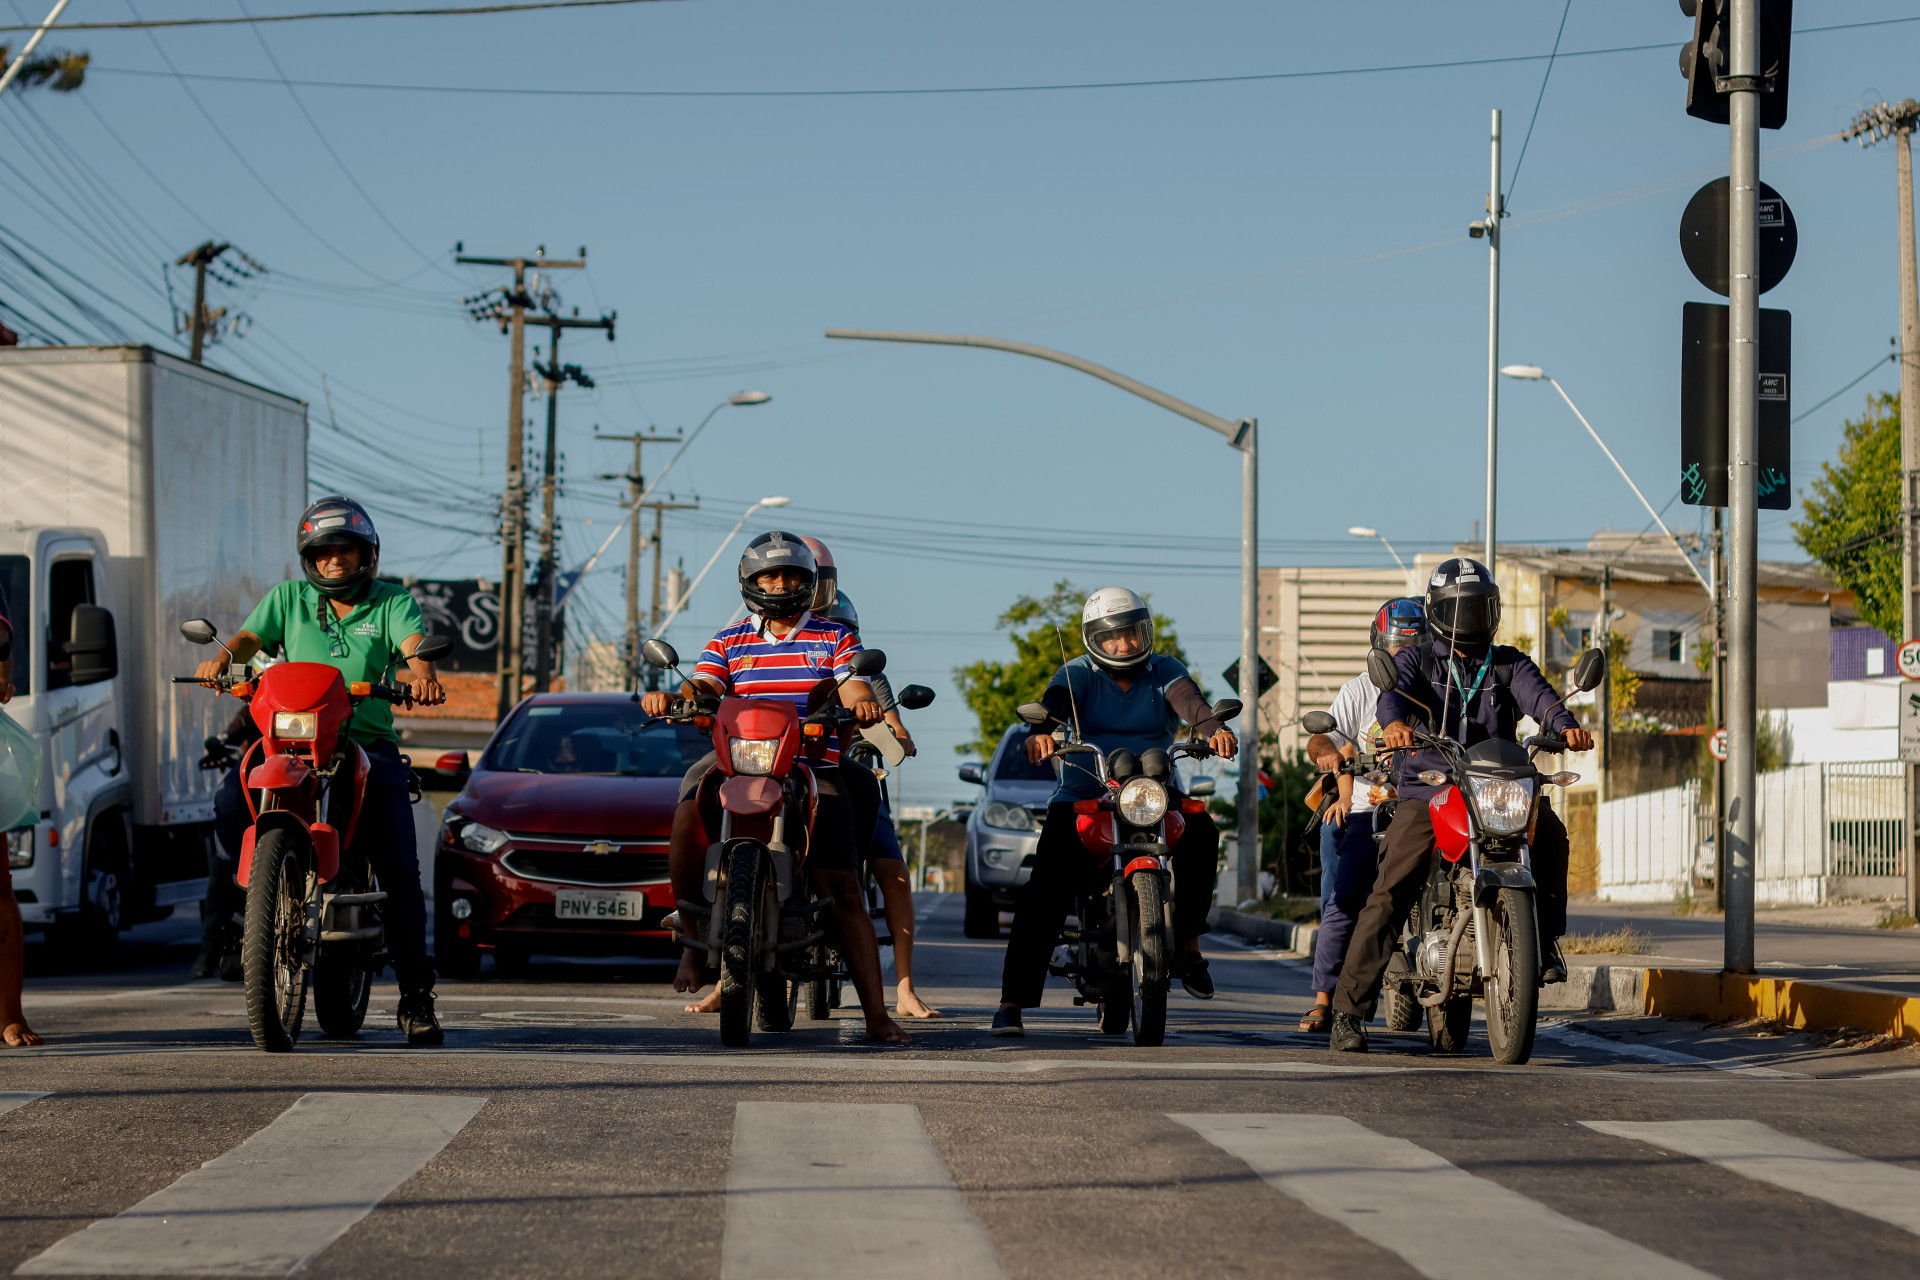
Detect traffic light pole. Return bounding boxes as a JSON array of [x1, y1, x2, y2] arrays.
[[1901, 119, 1920, 923], [1723, 0, 1760, 974], [1483, 108, 1503, 575]]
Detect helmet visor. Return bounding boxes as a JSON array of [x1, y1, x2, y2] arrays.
[[1430, 591, 1499, 641], [1084, 608, 1153, 663], [809, 566, 839, 613]]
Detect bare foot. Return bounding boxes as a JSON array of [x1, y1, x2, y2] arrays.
[[683, 989, 721, 1015], [865, 1015, 912, 1045], [672, 946, 705, 994], [2, 1020, 41, 1047], [894, 983, 942, 1019]]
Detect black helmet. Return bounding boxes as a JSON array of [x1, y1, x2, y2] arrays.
[[297, 496, 380, 600], [738, 530, 817, 618], [1371, 597, 1429, 652], [821, 588, 859, 632], [1425, 558, 1500, 653]]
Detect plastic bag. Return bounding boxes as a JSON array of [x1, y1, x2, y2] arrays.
[[0, 708, 40, 832]]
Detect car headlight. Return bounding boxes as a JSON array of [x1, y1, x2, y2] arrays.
[[272, 711, 318, 740], [457, 821, 509, 855], [981, 846, 1021, 870], [1467, 776, 1534, 835], [6, 827, 31, 869], [1116, 777, 1169, 827], [729, 737, 782, 775], [981, 801, 1034, 831]]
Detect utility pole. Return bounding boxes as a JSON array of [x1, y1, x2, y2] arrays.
[[643, 500, 697, 687], [1842, 98, 1920, 920], [528, 308, 615, 693], [457, 247, 585, 718], [1597, 566, 1612, 804], [1711, 507, 1727, 911], [594, 428, 683, 686], [1471, 109, 1505, 574], [173, 241, 262, 363]]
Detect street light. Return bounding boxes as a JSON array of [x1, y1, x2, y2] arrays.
[[649, 496, 791, 639], [1347, 526, 1413, 590], [1500, 365, 1712, 596]]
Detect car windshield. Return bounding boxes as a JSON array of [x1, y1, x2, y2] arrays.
[[994, 740, 1059, 782], [483, 703, 711, 776]]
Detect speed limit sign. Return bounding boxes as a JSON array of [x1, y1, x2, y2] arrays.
[[1898, 639, 1920, 680], [1709, 728, 1729, 763]]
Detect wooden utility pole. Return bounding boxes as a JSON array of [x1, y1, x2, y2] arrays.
[[527, 308, 615, 693], [456, 248, 584, 718], [594, 428, 683, 686], [642, 499, 697, 685], [174, 241, 232, 363]]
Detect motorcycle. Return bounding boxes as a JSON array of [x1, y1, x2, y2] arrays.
[[1333, 645, 1603, 1064], [1012, 694, 1242, 1047], [175, 619, 451, 1052], [640, 637, 892, 1048]]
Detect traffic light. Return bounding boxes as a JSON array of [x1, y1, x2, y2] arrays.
[[1680, 0, 1792, 130]]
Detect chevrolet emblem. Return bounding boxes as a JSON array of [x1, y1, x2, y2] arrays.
[[583, 840, 619, 856]]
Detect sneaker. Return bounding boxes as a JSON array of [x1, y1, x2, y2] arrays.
[[1330, 1011, 1370, 1054], [1541, 941, 1567, 986], [990, 1007, 1025, 1038], [397, 990, 444, 1046], [1178, 956, 1215, 1000]]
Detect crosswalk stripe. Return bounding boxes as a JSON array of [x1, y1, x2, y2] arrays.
[[1169, 1113, 1711, 1280], [0, 1092, 48, 1118], [721, 1102, 1007, 1280], [1583, 1119, 1920, 1237], [15, 1091, 484, 1276]]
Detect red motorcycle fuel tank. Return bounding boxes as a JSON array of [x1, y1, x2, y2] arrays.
[[250, 662, 353, 760], [712, 697, 801, 777], [1429, 785, 1472, 862]]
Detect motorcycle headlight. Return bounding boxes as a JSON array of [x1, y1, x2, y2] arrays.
[[272, 711, 318, 740], [730, 737, 782, 776], [456, 821, 509, 855], [1467, 776, 1534, 835], [6, 826, 32, 869], [1116, 777, 1169, 827], [981, 802, 1034, 831]]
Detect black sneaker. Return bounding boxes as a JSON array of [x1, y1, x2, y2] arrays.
[[1330, 1011, 1370, 1054], [1179, 956, 1215, 1000], [1542, 941, 1567, 985], [991, 1007, 1024, 1038], [397, 990, 444, 1046]]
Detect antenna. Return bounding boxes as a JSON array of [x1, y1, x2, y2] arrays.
[[1053, 625, 1084, 741]]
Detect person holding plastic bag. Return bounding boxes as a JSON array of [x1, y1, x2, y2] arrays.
[[0, 605, 43, 1047]]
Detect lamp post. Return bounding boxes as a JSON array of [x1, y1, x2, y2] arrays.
[[823, 327, 1264, 906], [1500, 366, 1712, 596], [649, 496, 791, 640], [1348, 526, 1413, 592]]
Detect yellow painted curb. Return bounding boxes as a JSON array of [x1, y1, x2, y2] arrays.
[[1643, 968, 1920, 1042]]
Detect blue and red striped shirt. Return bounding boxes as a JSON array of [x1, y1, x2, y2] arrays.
[[694, 611, 862, 766]]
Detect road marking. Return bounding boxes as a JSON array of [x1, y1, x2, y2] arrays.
[[1583, 1119, 1920, 1237], [15, 1091, 484, 1276], [0, 1091, 49, 1118], [1536, 1021, 1810, 1078], [722, 1102, 1006, 1280], [20, 985, 214, 1009], [1170, 1113, 1712, 1280]]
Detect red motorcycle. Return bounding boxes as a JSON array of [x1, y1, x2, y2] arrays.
[[176, 618, 451, 1052], [642, 637, 886, 1048]]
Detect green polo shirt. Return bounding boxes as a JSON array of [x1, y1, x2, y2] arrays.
[[240, 579, 426, 744]]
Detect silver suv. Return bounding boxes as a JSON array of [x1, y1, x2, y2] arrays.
[[958, 723, 1058, 938]]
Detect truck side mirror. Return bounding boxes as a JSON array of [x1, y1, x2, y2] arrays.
[[67, 604, 118, 686]]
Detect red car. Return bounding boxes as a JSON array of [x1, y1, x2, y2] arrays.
[[433, 692, 711, 977]]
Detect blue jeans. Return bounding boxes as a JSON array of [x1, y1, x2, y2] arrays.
[[350, 741, 431, 994], [1318, 821, 1340, 917], [1310, 809, 1378, 995]]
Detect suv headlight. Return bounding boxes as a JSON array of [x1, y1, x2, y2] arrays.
[[456, 821, 509, 855], [272, 711, 318, 740], [981, 801, 1034, 831], [1117, 777, 1169, 827], [730, 738, 781, 776], [1467, 776, 1534, 835], [6, 826, 31, 869]]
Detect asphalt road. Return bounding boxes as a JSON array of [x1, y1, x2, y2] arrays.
[[5, 894, 1920, 1279]]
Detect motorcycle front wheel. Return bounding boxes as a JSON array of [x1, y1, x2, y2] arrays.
[[719, 843, 767, 1047], [1128, 871, 1169, 1047], [1483, 888, 1540, 1065], [242, 828, 312, 1053]]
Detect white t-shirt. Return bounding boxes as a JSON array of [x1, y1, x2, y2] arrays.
[[1325, 670, 1387, 815]]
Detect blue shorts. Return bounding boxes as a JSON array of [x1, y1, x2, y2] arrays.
[[871, 809, 904, 861]]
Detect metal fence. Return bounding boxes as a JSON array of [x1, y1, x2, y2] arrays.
[[1822, 761, 1906, 878]]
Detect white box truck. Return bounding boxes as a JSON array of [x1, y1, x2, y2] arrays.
[[0, 346, 307, 951]]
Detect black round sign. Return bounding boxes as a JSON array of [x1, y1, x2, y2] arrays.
[[1679, 178, 1797, 296]]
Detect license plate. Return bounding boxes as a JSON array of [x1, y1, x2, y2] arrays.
[[553, 888, 649, 922]]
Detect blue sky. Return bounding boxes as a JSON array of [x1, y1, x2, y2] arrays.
[[5, 1, 1919, 803]]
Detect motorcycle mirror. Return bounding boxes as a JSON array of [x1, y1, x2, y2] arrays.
[[180, 618, 218, 646], [1572, 646, 1607, 693], [1299, 710, 1336, 736], [849, 649, 886, 677], [896, 684, 936, 710], [1016, 702, 1051, 726], [1188, 777, 1216, 798], [1210, 697, 1243, 724], [409, 635, 454, 664], [1366, 649, 1398, 691], [641, 639, 679, 670]]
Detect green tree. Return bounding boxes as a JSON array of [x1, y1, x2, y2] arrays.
[[0, 47, 88, 93], [1795, 392, 1901, 638], [952, 579, 1200, 759]]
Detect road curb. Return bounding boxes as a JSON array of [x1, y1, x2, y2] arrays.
[[1641, 968, 1920, 1042], [1207, 907, 1315, 956], [1542, 964, 1645, 1012]]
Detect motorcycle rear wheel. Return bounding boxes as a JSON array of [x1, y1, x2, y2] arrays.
[[1128, 871, 1169, 1047], [719, 843, 765, 1047], [243, 828, 311, 1053], [313, 872, 377, 1038], [1382, 952, 1423, 1032], [1427, 993, 1472, 1055], [1483, 889, 1540, 1065]]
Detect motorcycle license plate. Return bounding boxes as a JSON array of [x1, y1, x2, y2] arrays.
[[553, 888, 648, 922]]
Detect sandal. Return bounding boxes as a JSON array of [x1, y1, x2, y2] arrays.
[[1297, 1004, 1333, 1034]]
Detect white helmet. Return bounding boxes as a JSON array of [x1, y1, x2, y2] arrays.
[[1081, 586, 1154, 675]]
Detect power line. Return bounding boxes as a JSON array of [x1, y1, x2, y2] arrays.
[[1792, 352, 1896, 423], [0, 0, 672, 30], [1505, 0, 1573, 205]]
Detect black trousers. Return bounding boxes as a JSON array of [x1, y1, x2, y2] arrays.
[[1332, 797, 1569, 1021], [999, 802, 1217, 1008]]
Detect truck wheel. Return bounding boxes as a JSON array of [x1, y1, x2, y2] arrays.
[[963, 883, 1000, 938], [243, 828, 311, 1053], [50, 816, 127, 967]]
